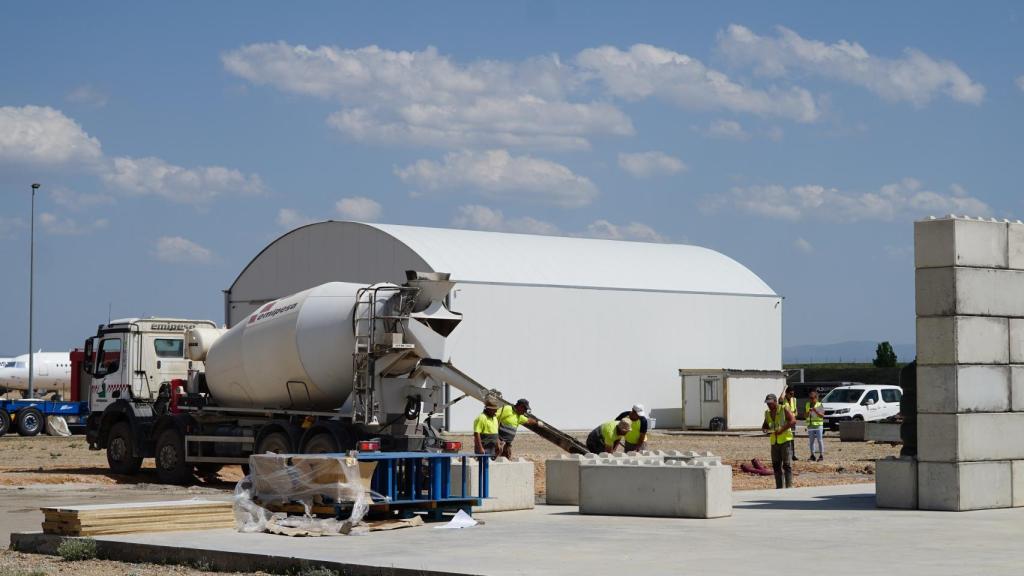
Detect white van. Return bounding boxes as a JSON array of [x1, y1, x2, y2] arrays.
[[821, 384, 902, 429]]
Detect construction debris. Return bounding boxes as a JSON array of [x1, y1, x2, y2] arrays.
[[41, 500, 234, 536]]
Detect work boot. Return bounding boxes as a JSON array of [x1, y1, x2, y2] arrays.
[[810, 455, 817, 462]]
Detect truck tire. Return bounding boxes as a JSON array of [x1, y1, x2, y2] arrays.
[[195, 463, 224, 476], [256, 431, 292, 455], [302, 433, 340, 454], [0, 410, 10, 437], [155, 428, 194, 485], [106, 421, 143, 475], [16, 408, 43, 437]]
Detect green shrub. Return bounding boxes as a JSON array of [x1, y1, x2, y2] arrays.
[[56, 538, 97, 561]]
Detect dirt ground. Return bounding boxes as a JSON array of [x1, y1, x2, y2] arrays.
[[0, 550, 273, 576]]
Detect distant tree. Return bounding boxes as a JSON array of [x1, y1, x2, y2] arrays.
[[873, 341, 898, 367]]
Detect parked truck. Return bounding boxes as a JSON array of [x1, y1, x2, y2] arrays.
[[84, 272, 585, 483]]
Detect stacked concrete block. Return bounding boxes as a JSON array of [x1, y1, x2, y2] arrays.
[[578, 458, 732, 519], [545, 451, 722, 505], [893, 216, 1024, 511], [450, 457, 534, 513], [876, 456, 918, 509]]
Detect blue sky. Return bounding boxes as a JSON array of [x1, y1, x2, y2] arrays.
[[1, 1, 1023, 356]]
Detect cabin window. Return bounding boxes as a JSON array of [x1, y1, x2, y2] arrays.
[[154, 338, 184, 358]]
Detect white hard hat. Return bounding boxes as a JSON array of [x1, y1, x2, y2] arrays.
[[632, 403, 646, 417]]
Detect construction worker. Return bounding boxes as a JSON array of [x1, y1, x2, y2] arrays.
[[473, 400, 501, 458], [497, 398, 537, 458], [585, 418, 632, 454], [615, 403, 649, 452], [806, 389, 825, 461], [784, 388, 800, 461], [762, 393, 796, 489]]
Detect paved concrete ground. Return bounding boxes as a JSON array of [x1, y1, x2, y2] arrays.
[[9, 483, 1024, 575]]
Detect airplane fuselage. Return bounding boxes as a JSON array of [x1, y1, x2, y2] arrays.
[[0, 352, 72, 396]]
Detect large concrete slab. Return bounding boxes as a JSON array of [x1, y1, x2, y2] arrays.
[[579, 459, 732, 518], [917, 316, 1009, 365], [876, 456, 917, 509], [915, 217, 1008, 270], [450, 457, 534, 513], [917, 267, 1024, 318], [1014, 460, 1024, 508], [918, 413, 1024, 462], [12, 485, 1024, 576], [918, 460, 1013, 511], [1012, 320, 1024, 364], [917, 365, 1011, 414], [1014, 366, 1024, 412], [1010, 221, 1024, 270]]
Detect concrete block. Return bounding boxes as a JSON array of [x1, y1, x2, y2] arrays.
[[1014, 460, 1024, 507], [915, 217, 1008, 269], [917, 316, 1009, 365], [451, 457, 534, 513], [1012, 320, 1024, 364], [1010, 221, 1024, 270], [1013, 366, 1024, 412], [918, 461, 1012, 511], [917, 267, 1024, 318], [875, 456, 918, 509], [579, 459, 732, 519], [839, 420, 865, 442], [917, 365, 1011, 413], [544, 454, 592, 506], [918, 413, 1024, 462], [864, 422, 903, 443]]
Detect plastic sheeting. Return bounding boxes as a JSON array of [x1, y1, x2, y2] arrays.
[[45, 416, 71, 437], [233, 453, 378, 536]]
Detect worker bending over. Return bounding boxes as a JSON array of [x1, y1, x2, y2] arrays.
[[805, 389, 825, 461], [762, 393, 796, 489], [784, 388, 799, 461], [497, 398, 538, 458], [586, 418, 632, 454], [473, 400, 501, 458], [615, 403, 649, 452]]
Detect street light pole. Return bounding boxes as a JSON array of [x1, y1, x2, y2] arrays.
[[28, 182, 40, 399]]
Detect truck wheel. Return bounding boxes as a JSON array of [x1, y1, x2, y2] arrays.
[[302, 433, 340, 454], [155, 428, 194, 485], [256, 431, 292, 455], [16, 408, 43, 437], [195, 463, 224, 476], [107, 421, 143, 475], [0, 410, 10, 436]]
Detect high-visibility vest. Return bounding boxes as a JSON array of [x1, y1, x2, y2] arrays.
[[497, 405, 529, 428], [600, 421, 624, 447], [805, 401, 824, 428], [764, 405, 794, 445], [625, 418, 643, 444], [473, 413, 499, 435], [785, 396, 797, 416]]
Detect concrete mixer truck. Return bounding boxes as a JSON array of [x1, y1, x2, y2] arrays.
[[82, 271, 585, 483]]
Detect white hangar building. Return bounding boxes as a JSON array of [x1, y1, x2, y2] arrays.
[[225, 222, 783, 431]]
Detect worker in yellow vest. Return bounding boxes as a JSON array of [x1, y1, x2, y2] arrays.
[[585, 418, 632, 454], [805, 389, 825, 461], [762, 393, 796, 489], [497, 398, 537, 458], [784, 388, 800, 461], [615, 403, 649, 452], [473, 400, 501, 458]]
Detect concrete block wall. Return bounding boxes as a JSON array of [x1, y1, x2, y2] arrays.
[[451, 457, 535, 513], [578, 458, 732, 519], [890, 216, 1024, 511], [545, 451, 722, 505]]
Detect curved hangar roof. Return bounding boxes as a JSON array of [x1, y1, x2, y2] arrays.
[[227, 221, 777, 324]]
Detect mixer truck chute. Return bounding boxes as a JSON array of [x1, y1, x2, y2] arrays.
[[83, 272, 584, 484]]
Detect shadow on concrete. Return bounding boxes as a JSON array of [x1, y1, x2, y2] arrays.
[[735, 493, 875, 511]]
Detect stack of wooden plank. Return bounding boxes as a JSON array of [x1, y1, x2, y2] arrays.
[[41, 499, 235, 536]]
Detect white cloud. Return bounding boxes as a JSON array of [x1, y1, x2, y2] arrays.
[[276, 208, 317, 229], [704, 178, 991, 222], [584, 219, 669, 243], [704, 120, 750, 141], [396, 149, 598, 208], [452, 205, 561, 235], [0, 106, 103, 164], [718, 25, 985, 106], [49, 187, 115, 211], [103, 156, 266, 205], [576, 44, 819, 122], [38, 212, 109, 236], [224, 43, 633, 150], [794, 237, 814, 253], [618, 151, 687, 178], [66, 84, 109, 108], [1016, 75, 1024, 92], [154, 236, 213, 264], [335, 196, 382, 221]]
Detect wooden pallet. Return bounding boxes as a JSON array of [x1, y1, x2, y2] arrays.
[[42, 500, 234, 536]]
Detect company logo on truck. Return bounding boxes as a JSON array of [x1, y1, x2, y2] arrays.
[[149, 323, 196, 332], [248, 301, 298, 324]]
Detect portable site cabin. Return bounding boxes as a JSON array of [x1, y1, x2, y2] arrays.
[[226, 221, 782, 432], [680, 369, 788, 430]]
